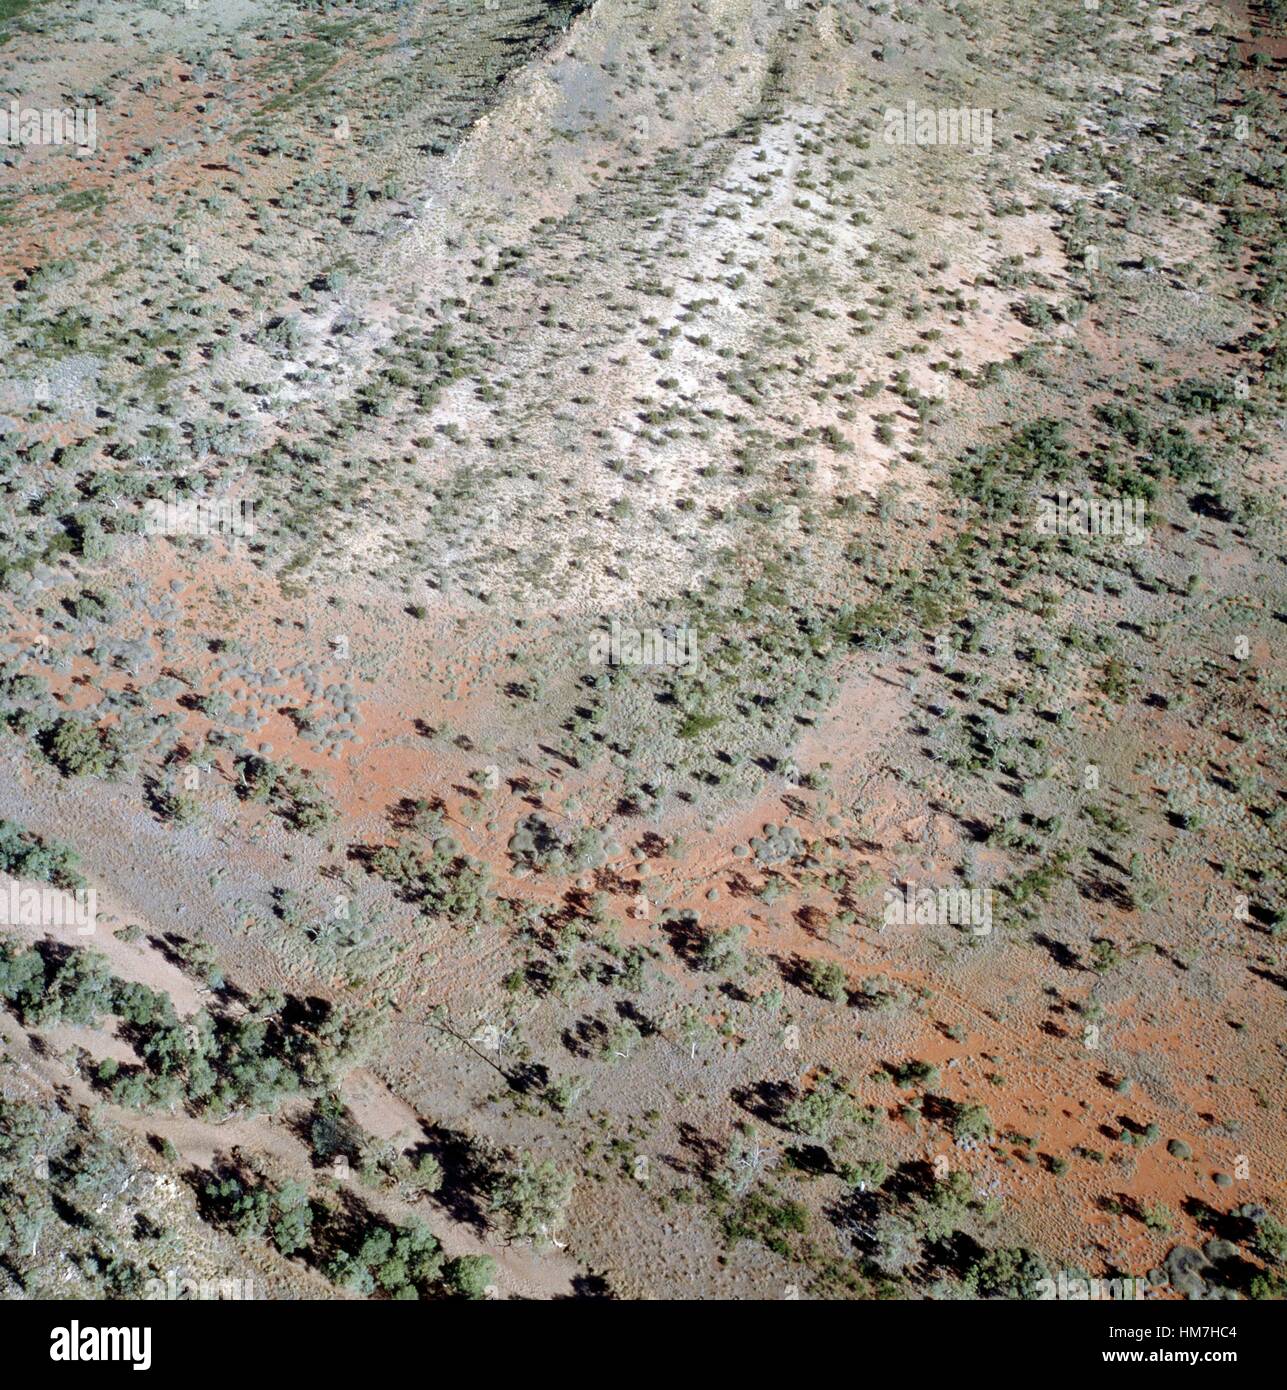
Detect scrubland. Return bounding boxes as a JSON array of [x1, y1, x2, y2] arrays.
[[0, 0, 1284, 1300]]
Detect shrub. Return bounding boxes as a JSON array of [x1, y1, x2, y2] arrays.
[[45, 718, 118, 778], [0, 819, 82, 888], [951, 1101, 994, 1142], [488, 1153, 573, 1244], [973, 1245, 1050, 1298], [371, 837, 492, 925], [781, 1071, 858, 1142], [236, 755, 334, 832]]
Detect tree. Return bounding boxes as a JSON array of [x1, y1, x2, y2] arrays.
[[871, 1212, 922, 1276], [911, 1170, 975, 1241], [445, 1254, 495, 1299], [270, 1180, 313, 1257], [695, 924, 748, 975], [951, 1101, 994, 1142], [327, 1218, 443, 1299], [973, 1245, 1050, 1299], [804, 958, 848, 1002], [488, 1153, 573, 1244], [1253, 1216, 1287, 1267], [781, 1071, 857, 1143], [46, 718, 115, 777]]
